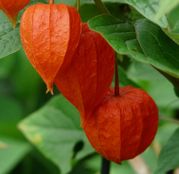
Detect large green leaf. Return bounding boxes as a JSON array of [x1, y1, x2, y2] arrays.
[[103, 0, 179, 45], [88, 15, 179, 82], [154, 0, 179, 20], [0, 136, 31, 174], [164, 5, 179, 45], [0, 12, 21, 59], [155, 127, 179, 174], [102, 0, 172, 27], [135, 19, 179, 79], [89, 15, 146, 62], [19, 95, 94, 174]]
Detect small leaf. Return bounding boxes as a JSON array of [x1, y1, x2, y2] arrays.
[[155, 127, 179, 174], [19, 95, 93, 174]]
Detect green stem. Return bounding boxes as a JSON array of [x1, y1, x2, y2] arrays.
[[48, 0, 54, 4], [76, 0, 80, 11], [93, 0, 110, 14]]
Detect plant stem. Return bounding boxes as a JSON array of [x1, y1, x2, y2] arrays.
[[93, 0, 110, 14], [101, 157, 111, 174], [76, 0, 80, 11], [48, 0, 54, 4], [115, 58, 120, 96]]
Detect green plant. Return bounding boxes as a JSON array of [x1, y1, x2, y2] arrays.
[[0, 0, 179, 174]]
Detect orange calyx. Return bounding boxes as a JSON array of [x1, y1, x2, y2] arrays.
[[20, 3, 81, 94], [83, 86, 158, 162], [55, 23, 115, 114]]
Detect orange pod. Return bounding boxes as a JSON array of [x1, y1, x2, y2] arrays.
[[55, 24, 115, 114], [20, 3, 81, 94], [83, 86, 158, 162], [0, 0, 30, 26]]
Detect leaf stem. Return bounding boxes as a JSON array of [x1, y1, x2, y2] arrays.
[[101, 157, 111, 174], [48, 0, 54, 4], [93, 0, 110, 14], [115, 58, 120, 96]]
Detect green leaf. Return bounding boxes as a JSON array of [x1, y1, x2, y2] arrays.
[[19, 95, 93, 174], [135, 19, 179, 79], [80, 2, 134, 22], [164, 5, 179, 45], [103, 0, 179, 45], [155, 0, 179, 20], [0, 136, 31, 174], [88, 15, 179, 83], [0, 12, 21, 59], [155, 127, 179, 174], [127, 62, 179, 111], [80, 4, 100, 22], [55, 0, 75, 5], [103, 0, 168, 27], [88, 15, 147, 62]]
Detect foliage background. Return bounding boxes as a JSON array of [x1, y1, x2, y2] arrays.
[[0, 0, 179, 174]]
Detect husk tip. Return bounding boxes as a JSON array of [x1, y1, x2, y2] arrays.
[[46, 86, 54, 95]]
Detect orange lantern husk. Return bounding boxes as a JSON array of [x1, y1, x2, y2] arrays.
[[55, 23, 115, 115], [20, 3, 81, 94], [83, 86, 158, 162]]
